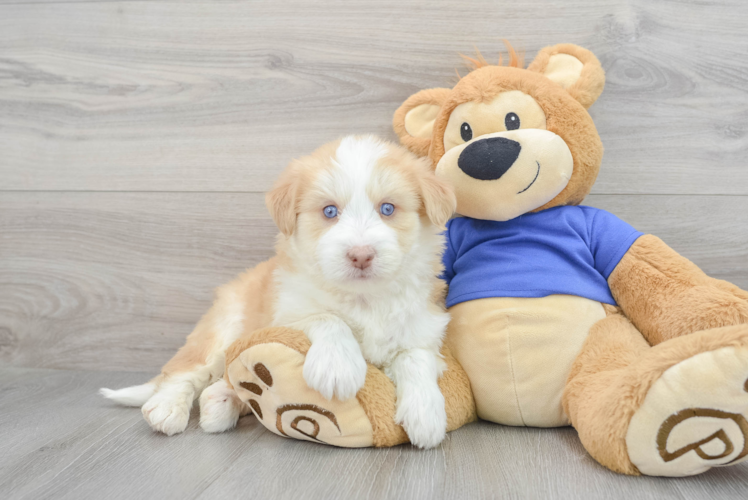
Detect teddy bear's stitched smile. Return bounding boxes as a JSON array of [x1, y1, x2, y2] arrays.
[[517, 161, 541, 194]]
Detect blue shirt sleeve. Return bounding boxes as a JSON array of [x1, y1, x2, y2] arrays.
[[440, 219, 457, 285], [585, 208, 644, 279]]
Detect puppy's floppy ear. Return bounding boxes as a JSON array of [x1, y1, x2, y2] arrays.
[[527, 44, 605, 108], [419, 165, 457, 227], [393, 88, 452, 157], [266, 160, 301, 236]]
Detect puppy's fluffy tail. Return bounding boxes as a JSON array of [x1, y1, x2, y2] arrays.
[[99, 382, 157, 407]]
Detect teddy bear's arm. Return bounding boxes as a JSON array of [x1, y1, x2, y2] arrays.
[[608, 234, 748, 345]]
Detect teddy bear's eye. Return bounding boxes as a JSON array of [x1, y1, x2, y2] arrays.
[[505, 112, 520, 131], [460, 122, 473, 142]]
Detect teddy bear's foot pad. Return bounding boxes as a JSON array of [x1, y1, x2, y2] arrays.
[[626, 344, 748, 476], [227, 341, 375, 447]]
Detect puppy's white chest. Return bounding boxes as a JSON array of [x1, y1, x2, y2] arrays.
[[344, 303, 428, 367], [352, 319, 402, 367]]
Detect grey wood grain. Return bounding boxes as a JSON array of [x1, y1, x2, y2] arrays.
[[1, 192, 747, 373], [1, 0, 747, 194], [0, 368, 746, 500]]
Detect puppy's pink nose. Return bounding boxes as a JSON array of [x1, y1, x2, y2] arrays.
[[347, 246, 376, 270]]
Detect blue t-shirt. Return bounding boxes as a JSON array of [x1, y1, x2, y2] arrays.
[[442, 206, 643, 308]]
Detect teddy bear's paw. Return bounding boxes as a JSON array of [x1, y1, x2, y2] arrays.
[[626, 344, 748, 476], [226, 340, 375, 447]]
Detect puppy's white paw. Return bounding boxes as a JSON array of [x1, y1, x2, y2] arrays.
[[199, 379, 244, 433], [303, 340, 367, 401], [396, 387, 447, 449], [142, 387, 193, 436]]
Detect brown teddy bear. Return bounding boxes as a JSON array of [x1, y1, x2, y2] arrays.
[[225, 43, 748, 477]]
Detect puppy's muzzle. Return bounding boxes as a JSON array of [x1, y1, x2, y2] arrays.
[[458, 137, 522, 181]]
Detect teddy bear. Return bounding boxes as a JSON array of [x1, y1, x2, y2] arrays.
[[224, 43, 748, 477]]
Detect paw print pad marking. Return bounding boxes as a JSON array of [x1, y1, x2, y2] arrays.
[[228, 343, 375, 447], [254, 363, 273, 386], [244, 363, 274, 421], [248, 400, 263, 419], [276, 404, 340, 441], [240, 382, 263, 395], [657, 408, 748, 463]]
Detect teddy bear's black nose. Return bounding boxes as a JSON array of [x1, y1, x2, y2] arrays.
[[458, 137, 521, 181]]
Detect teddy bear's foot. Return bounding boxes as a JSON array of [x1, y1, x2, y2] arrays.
[[225, 326, 477, 448], [225, 328, 377, 447], [626, 328, 748, 476]]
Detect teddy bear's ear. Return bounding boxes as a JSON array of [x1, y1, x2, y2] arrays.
[[527, 44, 605, 109], [393, 88, 452, 157]]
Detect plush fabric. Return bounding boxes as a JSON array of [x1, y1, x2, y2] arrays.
[[609, 234, 748, 345], [447, 295, 606, 426], [564, 319, 748, 475]]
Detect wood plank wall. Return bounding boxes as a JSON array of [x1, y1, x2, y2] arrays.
[[2, 0, 747, 372]]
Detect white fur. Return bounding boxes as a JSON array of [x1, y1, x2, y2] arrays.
[[199, 378, 246, 433], [99, 383, 156, 407], [386, 349, 447, 449], [140, 374, 196, 436], [274, 135, 450, 448]]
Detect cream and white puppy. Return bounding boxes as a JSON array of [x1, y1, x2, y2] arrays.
[[101, 135, 456, 449]]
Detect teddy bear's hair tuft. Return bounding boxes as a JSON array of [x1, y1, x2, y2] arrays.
[[458, 40, 525, 77]]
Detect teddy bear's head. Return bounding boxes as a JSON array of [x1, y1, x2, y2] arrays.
[[393, 43, 606, 221]]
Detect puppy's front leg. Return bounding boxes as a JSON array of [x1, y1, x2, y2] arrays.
[[297, 314, 367, 401], [386, 348, 447, 449]]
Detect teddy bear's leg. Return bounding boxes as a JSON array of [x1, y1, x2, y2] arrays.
[[610, 235, 748, 345], [563, 311, 650, 474], [565, 311, 748, 476], [224, 326, 476, 448]]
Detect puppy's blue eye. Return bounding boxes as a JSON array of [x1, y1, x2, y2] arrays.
[[323, 205, 338, 218], [380, 203, 395, 216]]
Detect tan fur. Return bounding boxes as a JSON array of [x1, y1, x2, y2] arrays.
[[459, 40, 524, 71], [379, 144, 457, 228], [393, 88, 452, 157], [526, 43, 605, 109], [162, 258, 278, 377], [266, 140, 341, 236], [393, 45, 605, 211], [564, 318, 748, 475], [609, 235, 748, 345]]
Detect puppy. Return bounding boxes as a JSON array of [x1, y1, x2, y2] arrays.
[[101, 135, 456, 448]]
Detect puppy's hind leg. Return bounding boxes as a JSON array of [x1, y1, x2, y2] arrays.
[[102, 260, 277, 435], [141, 294, 245, 436], [199, 378, 249, 433], [104, 280, 247, 436]]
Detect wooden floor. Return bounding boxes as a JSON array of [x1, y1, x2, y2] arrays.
[[1, 0, 748, 498], [1, 368, 747, 500]]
